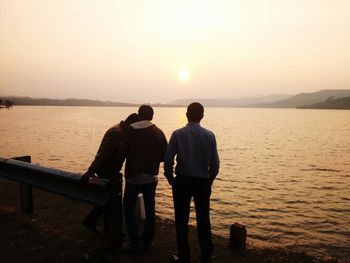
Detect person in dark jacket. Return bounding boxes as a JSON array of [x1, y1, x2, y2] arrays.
[[164, 102, 220, 263], [80, 113, 139, 234], [118, 105, 167, 252]]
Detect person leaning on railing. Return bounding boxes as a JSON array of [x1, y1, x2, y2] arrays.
[[80, 113, 139, 233]]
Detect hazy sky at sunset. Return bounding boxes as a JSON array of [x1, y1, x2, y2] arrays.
[[1, 0, 350, 103]]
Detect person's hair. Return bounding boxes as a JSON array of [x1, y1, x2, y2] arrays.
[[138, 105, 154, 121], [124, 113, 139, 126], [186, 102, 204, 123]]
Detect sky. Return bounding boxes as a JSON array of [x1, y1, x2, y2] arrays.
[[1, 0, 350, 103]]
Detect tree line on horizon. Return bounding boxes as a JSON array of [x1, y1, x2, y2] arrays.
[[0, 96, 136, 107], [0, 99, 13, 109], [0, 96, 180, 108]]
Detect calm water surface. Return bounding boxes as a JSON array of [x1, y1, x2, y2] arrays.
[[1, 106, 349, 259]]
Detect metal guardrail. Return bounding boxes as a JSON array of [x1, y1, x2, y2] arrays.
[[0, 156, 112, 206], [0, 156, 122, 247]]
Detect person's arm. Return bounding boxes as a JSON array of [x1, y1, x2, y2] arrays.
[[209, 133, 220, 183], [160, 131, 168, 162], [164, 132, 177, 186]]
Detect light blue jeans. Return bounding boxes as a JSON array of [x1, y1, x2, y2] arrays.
[[123, 182, 157, 249]]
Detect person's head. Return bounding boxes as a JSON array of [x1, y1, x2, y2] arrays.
[[124, 113, 139, 126], [186, 102, 204, 123], [138, 105, 154, 121]]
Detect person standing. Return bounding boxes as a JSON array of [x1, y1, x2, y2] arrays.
[[118, 105, 167, 252], [80, 113, 139, 240], [164, 102, 220, 263]]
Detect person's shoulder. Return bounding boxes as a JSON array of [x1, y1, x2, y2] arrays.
[[152, 124, 164, 133], [173, 126, 187, 134], [106, 123, 122, 135], [200, 126, 216, 137], [147, 124, 166, 138], [169, 126, 189, 139]]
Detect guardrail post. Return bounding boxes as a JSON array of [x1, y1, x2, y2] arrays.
[[13, 156, 33, 214], [20, 183, 33, 214], [229, 223, 247, 250]]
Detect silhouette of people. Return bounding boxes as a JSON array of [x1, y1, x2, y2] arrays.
[[80, 113, 139, 234], [118, 105, 167, 252], [164, 102, 220, 263]]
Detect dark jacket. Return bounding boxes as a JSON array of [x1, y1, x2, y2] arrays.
[[88, 121, 126, 178], [119, 120, 167, 177]]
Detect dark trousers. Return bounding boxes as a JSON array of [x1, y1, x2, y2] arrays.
[[123, 181, 157, 248], [84, 205, 104, 224], [173, 176, 213, 262], [84, 174, 123, 248], [84, 173, 116, 225]]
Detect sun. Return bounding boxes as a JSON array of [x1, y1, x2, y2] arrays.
[[178, 68, 190, 82]]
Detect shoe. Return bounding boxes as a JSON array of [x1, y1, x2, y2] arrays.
[[171, 254, 180, 262], [171, 254, 190, 263], [82, 219, 99, 234]]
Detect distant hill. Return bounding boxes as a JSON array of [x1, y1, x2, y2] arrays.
[[298, 96, 350, 109], [170, 94, 291, 107], [247, 89, 350, 108]]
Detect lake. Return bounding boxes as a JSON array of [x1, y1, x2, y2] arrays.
[[0, 106, 349, 259]]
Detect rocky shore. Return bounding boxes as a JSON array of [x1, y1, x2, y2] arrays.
[[0, 178, 343, 263]]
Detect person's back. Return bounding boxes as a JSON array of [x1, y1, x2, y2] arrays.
[[169, 123, 218, 179], [89, 124, 123, 178], [80, 113, 138, 241], [123, 121, 167, 178]]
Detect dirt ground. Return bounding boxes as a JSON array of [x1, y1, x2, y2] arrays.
[[0, 178, 343, 263]]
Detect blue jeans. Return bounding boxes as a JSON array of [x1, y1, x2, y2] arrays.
[[123, 181, 157, 248]]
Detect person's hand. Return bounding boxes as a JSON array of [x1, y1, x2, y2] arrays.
[[80, 170, 95, 183]]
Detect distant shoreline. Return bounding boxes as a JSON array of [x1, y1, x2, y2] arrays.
[[1, 91, 350, 109], [4, 104, 350, 110], [5, 104, 184, 108], [0, 96, 182, 108]]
